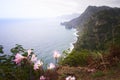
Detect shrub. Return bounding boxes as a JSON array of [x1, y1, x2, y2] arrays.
[[107, 45, 120, 65], [0, 44, 59, 80], [61, 50, 90, 66], [91, 71, 105, 78]]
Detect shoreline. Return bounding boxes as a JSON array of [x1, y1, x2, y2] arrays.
[[69, 29, 79, 53]]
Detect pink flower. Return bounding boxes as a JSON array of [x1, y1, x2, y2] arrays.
[[65, 76, 76, 80], [87, 68, 96, 72], [71, 76, 76, 80], [40, 75, 46, 80], [34, 60, 43, 70], [27, 49, 32, 56], [31, 54, 37, 62], [34, 64, 39, 70], [47, 63, 55, 70], [13, 53, 25, 64], [53, 51, 61, 59], [66, 76, 72, 80]]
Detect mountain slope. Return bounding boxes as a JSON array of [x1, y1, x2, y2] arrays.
[[61, 6, 111, 29], [62, 6, 120, 51], [59, 6, 120, 80], [74, 7, 120, 51], [61, 6, 120, 67]]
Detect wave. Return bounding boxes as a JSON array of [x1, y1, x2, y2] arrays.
[[69, 29, 79, 53]]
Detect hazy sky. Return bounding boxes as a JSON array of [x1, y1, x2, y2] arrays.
[[0, 0, 120, 19]]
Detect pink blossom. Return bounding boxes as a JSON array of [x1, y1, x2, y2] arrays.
[[53, 51, 61, 59], [66, 76, 72, 80], [34, 63, 39, 70], [65, 76, 76, 80], [40, 75, 46, 80], [34, 60, 43, 70], [47, 63, 55, 70], [87, 68, 96, 72], [71, 76, 76, 80], [31, 54, 37, 62], [13, 53, 25, 64], [27, 49, 32, 56]]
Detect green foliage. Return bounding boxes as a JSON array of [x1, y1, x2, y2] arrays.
[[91, 71, 105, 78], [61, 50, 90, 66], [74, 9, 120, 51], [0, 45, 4, 54], [0, 45, 59, 80], [0, 45, 40, 80], [11, 44, 25, 54]]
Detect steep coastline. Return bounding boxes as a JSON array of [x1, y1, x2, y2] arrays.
[[61, 6, 114, 52], [62, 6, 120, 52], [61, 6, 111, 29], [59, 6, 120, 80], [69, 29, 79, 52], [61, 5, 120, 66]]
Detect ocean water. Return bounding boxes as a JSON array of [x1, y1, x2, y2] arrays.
[[0, 18, 77, 63]]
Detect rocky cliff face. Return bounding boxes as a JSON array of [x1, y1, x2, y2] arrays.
[[73, 7, 120, 51], [62, 6, 120, 51], [61, 6, 111, 29]]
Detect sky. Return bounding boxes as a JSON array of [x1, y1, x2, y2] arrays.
[[0, 0, 120, 19]]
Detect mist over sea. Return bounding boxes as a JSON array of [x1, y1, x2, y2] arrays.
[[0, 18, 77, 63]]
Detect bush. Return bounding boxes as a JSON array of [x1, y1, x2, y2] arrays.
[[61, 50, 90, 66], [0, 44, 59, 80], [91, 71, 105, 78], [107, 45, 120, 65]]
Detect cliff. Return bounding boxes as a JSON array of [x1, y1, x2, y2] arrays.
[[74, 7, 120, 51], [62, 6, 120, 51], [58, 6, 120, 80], [61, 6, 112, 29], [61, 6, 120, 67]]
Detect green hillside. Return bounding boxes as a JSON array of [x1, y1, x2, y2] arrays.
[[61, 6, 120, 67], [75, 8, 120, 51]]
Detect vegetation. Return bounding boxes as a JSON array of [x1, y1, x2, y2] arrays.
[[0, 6, 120, 80], [91, 71, 105, 78], [0, 44, 59, 80], [74, 8, 120, 51], [61, 7, 120, 67], [59, 6, 120, 80]]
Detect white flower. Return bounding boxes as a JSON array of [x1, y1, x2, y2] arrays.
[[34, 63, 39, 70], [31, 54, 37, 62], [53, 51, 61, 59], [65, 76, 76, 80], [87, 68, 96, 72], [27, 49, 32, 56], [71, 76, 76, 80], [66, 76, 72, 80], [34, 60, 43, 70], [13, 53, 26, 64], [47, 63, 55, 69], [39, 75, 46, 80]]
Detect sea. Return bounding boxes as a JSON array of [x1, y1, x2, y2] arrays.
[[0, 18, 77, 64]]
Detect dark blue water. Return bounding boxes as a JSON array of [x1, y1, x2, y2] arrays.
[[0, 18, 76, 63]]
